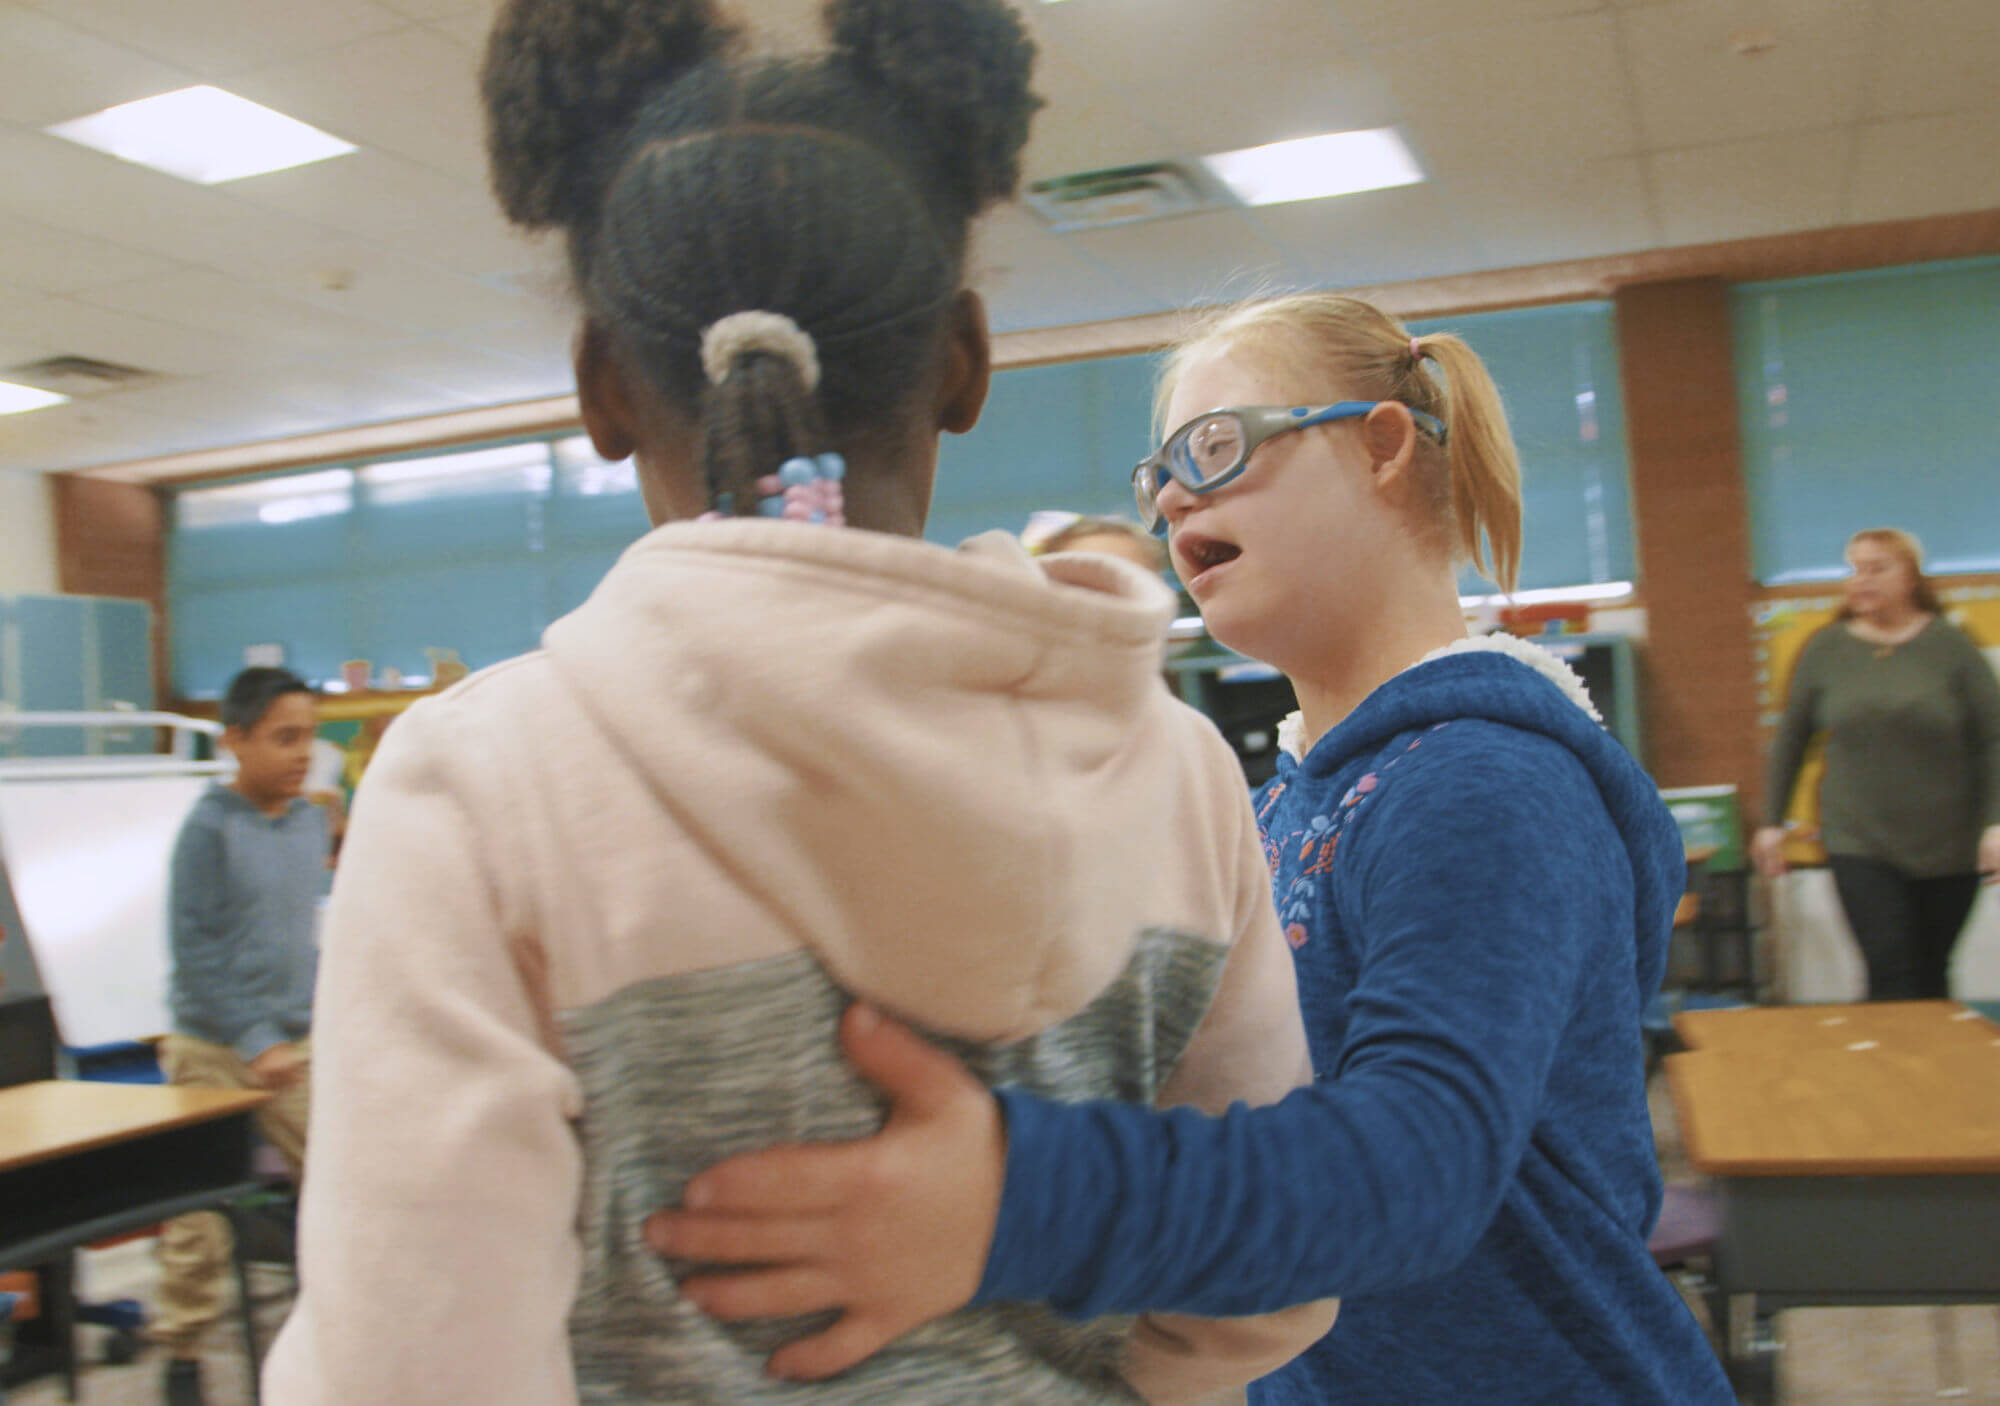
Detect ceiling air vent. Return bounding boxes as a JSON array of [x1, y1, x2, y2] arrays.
[[5, 354, 160, 397], [1024, 162, 1212, 233]]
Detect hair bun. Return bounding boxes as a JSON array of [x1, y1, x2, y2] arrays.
[[825, 0, 1040, 208], [482, 0, 737, 230]]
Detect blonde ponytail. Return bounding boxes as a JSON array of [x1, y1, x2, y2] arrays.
[[1160, 292, 1524, 592], [1413, 332, 1522, 591]]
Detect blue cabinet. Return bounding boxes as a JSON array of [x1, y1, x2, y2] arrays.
[[0, 594, 155, 758]]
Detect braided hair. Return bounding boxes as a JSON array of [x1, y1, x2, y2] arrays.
[[482, 0, 1040, 518]]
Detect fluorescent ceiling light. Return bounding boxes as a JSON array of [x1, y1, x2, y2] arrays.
[[0, 382, 70, 416], [47, 85, 355, 185], [1204, 127, 1423, 207]]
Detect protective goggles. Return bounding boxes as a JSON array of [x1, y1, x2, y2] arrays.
[[1131, 401, 1447, 534]]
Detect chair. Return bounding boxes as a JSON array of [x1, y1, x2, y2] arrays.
[[1670, 855, 1758, 998], [220, 1135, 299, 1395], [0, 998, 56, 1087]]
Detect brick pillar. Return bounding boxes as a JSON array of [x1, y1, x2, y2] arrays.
[[1615, 279, 1765, 814], [51, 473, 170, 707]]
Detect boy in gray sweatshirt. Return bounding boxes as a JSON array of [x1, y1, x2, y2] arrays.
[[157, 667, 326, 1406]]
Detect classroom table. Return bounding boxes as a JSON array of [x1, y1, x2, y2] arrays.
[[1665, 1000, 2000, 1402], [0, 1080, 270, 1403]]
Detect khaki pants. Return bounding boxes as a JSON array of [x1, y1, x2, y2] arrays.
[[151, 1033, 310, 1355]]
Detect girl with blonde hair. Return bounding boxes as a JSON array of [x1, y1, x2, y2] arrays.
[[651, 292, 1732, 1403]]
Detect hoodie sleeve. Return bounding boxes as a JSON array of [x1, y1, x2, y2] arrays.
[[980, 734, 1614, 1318], [1118, 745, 1337, 1402], [262, 700, 585, 1406]]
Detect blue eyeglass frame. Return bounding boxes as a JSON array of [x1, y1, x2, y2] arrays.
[[1131, 401, 1448, 534]]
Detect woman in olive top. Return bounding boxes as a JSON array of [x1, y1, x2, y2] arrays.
[[1753, 528, 2000, 999]]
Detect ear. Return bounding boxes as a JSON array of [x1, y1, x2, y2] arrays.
[[574, 320, 639, 463], [936, 290, 992, 435], [1361, 401, 1420, 490], [220, 725, 246, 753]]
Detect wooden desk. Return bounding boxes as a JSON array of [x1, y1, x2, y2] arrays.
[[1665, 1002, 2000, 1402], [0, 1081, 269, 1400], [1674, 998, 2000, 1060]]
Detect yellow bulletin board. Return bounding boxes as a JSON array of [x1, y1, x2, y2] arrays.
[[1751, 578, 2000, 865], [315, 689, 445, 798]]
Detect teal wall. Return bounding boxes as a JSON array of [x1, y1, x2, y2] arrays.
[[167, 301, 1638, 697], [1409, 302, 1633, 594], [1733, 256, 2000, 583], [169, 442, 638, 696], [927, 354, 1159, 548]]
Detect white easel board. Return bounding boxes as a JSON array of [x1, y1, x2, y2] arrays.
[[0, 772, 216, 1047]]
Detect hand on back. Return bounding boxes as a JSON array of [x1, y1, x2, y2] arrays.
[[646, 1004, 1004, 1381]]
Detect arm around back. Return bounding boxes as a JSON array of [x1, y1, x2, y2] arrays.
[[1118, 752, 1336, 1401], [983, 737, 1611, 1318]]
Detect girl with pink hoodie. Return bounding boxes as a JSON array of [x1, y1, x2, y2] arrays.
[[262, 1, 1333, 1402]]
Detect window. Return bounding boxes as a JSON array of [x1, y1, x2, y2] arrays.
[[1734, 257, 2000, 583]]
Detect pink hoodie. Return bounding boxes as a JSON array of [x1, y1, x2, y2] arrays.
[[265, 521, 1332, 1404]]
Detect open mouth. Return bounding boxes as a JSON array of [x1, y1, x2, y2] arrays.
[[1176, 532, 1242, 579]]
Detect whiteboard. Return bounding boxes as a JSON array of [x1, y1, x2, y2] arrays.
[[0, 774, 215, 1047]]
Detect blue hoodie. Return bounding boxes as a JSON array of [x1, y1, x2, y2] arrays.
[[978, 643, 1732, 1403]]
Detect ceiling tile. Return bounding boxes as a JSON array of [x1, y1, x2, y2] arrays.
[[75, 270, 407, 358], [0, 2, 196, 126], [0, 0, 1944, 474], [367, 338, 575, 403], [1620, 0, 1873, 149], [1059, 211, 1291, 311], [0, 329, 55, 369], [0, 126, 306, 268], [219, 358, 479, 426], [423, 8, 497, 52], [1440, 156, 1658, 268], [1126, 57, 1400, 162], [402, 212, 554, 282], [968, 207, 1160, 334], [1863, 0, 2000, 120], [227, 26, 486, 183], [1846, 110, 2000, 223], [1249, 183, 1495, 289], [1366, 13, 1640, 177], [227, 147, 499, 244], [1649, 128, 1851, 245], [1331, 0, 1605, 50], [214, 246, 540, 335], [1042, 1, 1394, 159], [452, 305, 577, 374], [379, 0, 496, 19], [0, 396, 218, 473], [0, 212, 180, 294], [1034, 0, 1345, 84], [4, 293, 265, 376], [93, 373, 331, 439], [26, 0, 408, 79], [725, 0, 827, 51], [1018, 55, 1184, 185]]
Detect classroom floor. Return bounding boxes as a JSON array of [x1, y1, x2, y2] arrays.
[[7, 1079, 1998, 1405]]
